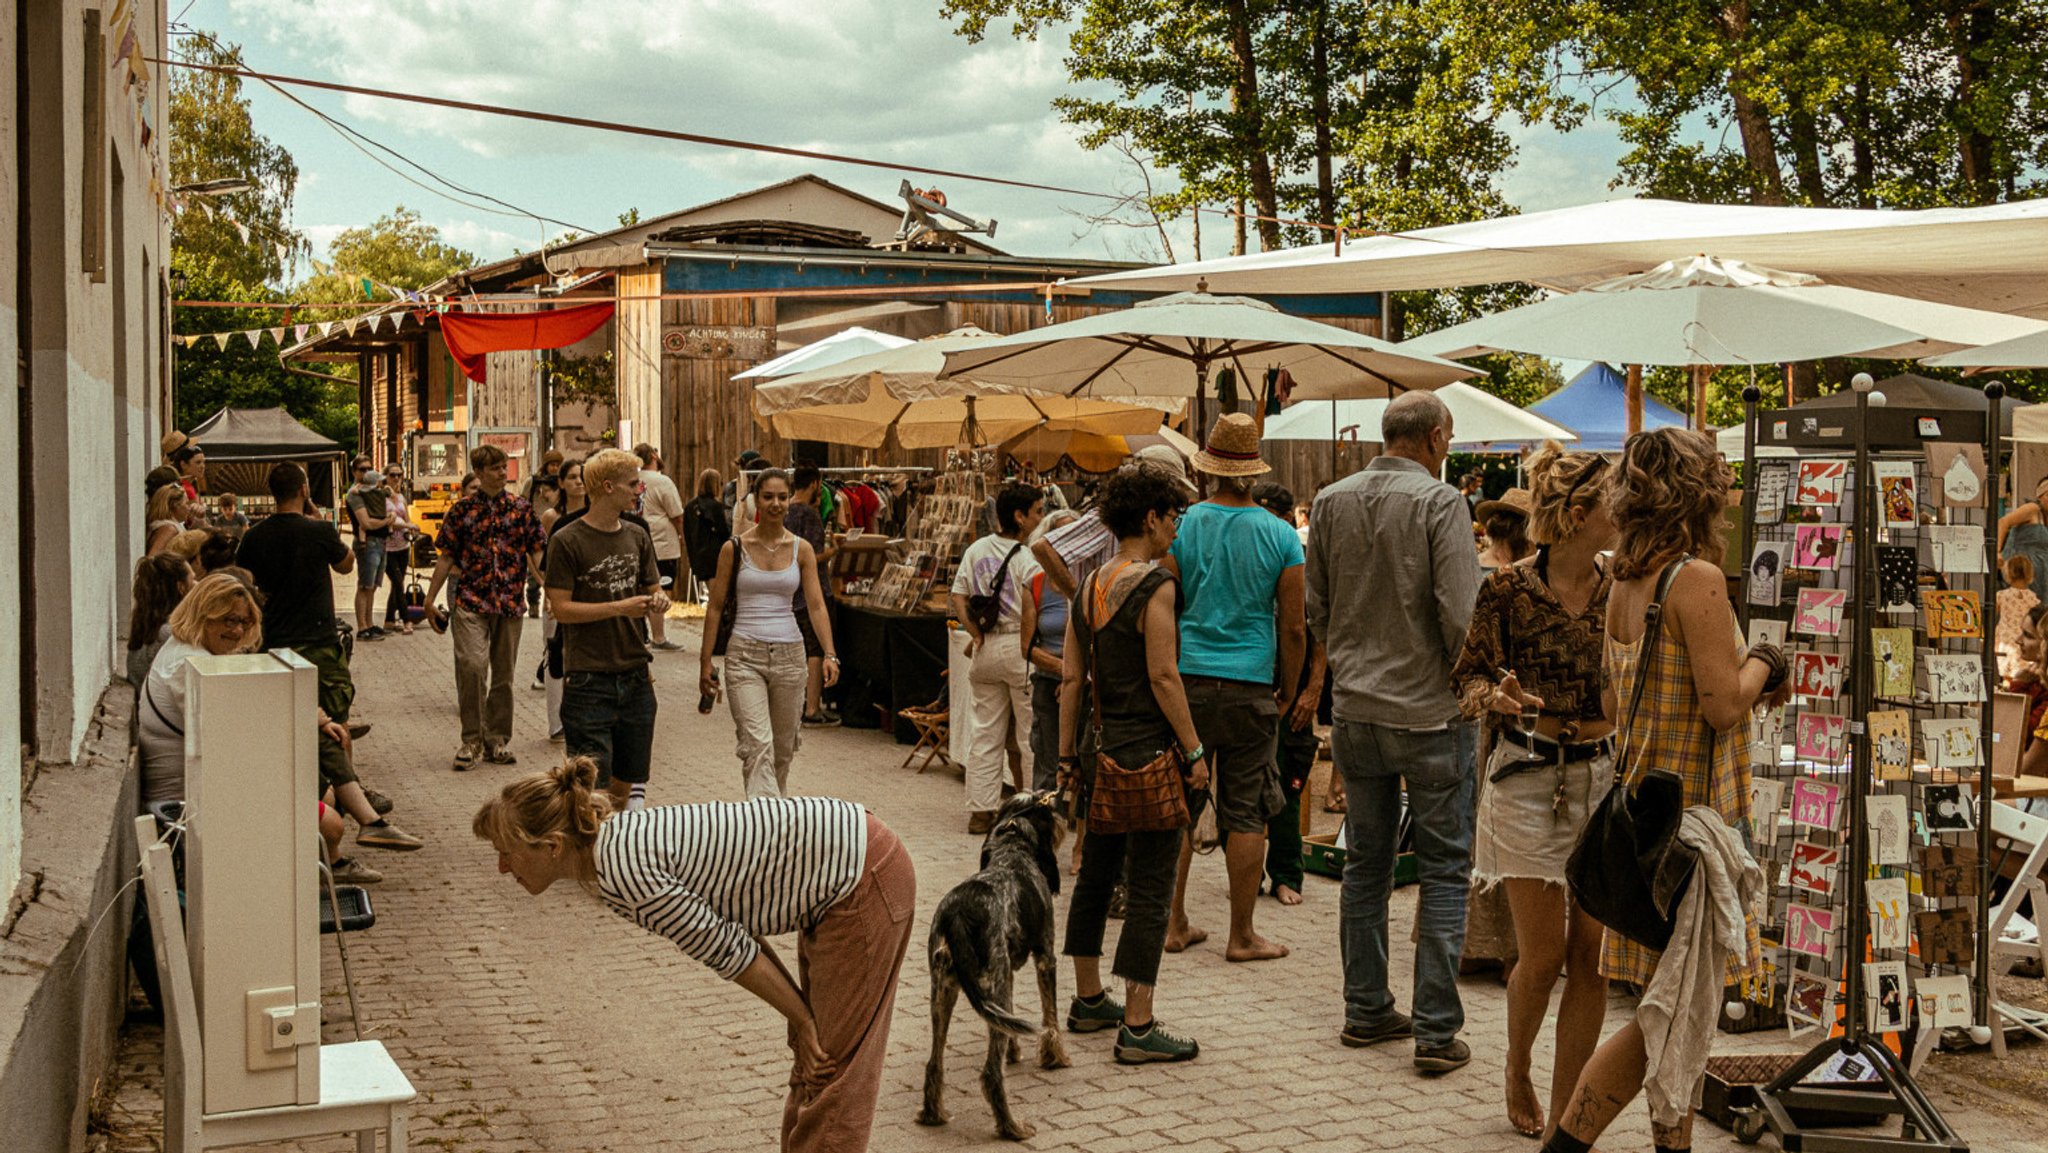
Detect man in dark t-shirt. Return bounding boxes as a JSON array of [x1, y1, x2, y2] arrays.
[[238, 461, 422, 852], [786, 464, 834, 726], [545, 448, 664, 811]]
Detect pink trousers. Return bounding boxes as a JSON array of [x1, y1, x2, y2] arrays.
[[781, 814, 917, 1152]]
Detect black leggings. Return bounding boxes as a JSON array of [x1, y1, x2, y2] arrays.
[[1063, 822, 1182, 987], [383, 545, 411, 622]]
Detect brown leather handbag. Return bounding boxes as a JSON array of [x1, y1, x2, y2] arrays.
[[1080, 571, 1189, 835]]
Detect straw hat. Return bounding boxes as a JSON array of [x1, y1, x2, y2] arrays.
[[1474, 487, 1534, 521], [1191, 413, 1271, 477], [1131, 442, 1197, 497]]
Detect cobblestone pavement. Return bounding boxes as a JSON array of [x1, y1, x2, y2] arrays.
[[100, 613, 2047, 1152]]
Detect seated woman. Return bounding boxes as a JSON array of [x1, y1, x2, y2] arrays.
[[137, 572, 265, 806], [126, 554, 192, 688], [474, 758, 916, 1153]]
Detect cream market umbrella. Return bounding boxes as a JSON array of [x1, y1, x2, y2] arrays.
[[752, 327, 1176, 450], [1401, 255, 2048, 366], [732, 326, 913, 380], [1003, 425, 1201, 473], [1923, 327, 2048, 370], [1261, 383, 1578, 451], [937, 291, 1475, 406]]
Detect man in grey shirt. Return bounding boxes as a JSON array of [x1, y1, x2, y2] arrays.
[[1306, 390, 1481, 1075]]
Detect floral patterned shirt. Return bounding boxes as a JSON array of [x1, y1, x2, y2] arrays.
[[435, 489, 545, 616]]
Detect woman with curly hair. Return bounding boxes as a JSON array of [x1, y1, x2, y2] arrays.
[[1542, 428, 1791, 1153], [1451, 442, 1617, 1138], [145, 484, 190, 556], [126, 554, 194, 686], [474, 757, 915, 1152]]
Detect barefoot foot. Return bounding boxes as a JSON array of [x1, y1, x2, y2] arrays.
[[1505, 1067, 1543, 1137], [1272, 884, 1303, 906], [1163, 926, 1209, 953], [1225, 936, 1290, 962]]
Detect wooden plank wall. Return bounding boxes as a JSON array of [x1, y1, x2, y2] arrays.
[[616, 266, 664, 454], [473, 349, 538, 427], [663, 294, 778, 490]]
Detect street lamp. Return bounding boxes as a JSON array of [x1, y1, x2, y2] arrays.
[[172, 178, 254, 196]]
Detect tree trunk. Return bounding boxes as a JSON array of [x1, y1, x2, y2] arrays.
[[1309, 0, 1337, 228], [1953, 3, 1998, 204], [1850, 78, 1875, 207], [1224, 0, 1284, 250], [1626, 364, 1644, 437], [1787, 110, 1827, 204], [1719, 2, 1786, 205], [1233, 192, 1248, 257]]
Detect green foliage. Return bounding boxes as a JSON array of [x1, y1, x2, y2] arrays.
[[169, 33, 303, 287], [549, 351, 616, 409], [297, 207, 478, 319], [171, 251, 356, 445]]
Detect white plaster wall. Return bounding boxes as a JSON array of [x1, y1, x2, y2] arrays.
[[0, 0, 23, 903]]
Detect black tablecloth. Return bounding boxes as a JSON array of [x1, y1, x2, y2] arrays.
[[829, 601, 949, 744]]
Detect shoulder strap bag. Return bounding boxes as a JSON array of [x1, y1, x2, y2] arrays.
[[712, 535, 743, 657], [1564, 556, 1701, 952], [1080, 569, 1190, 835], [966, 542, 1026, 635]]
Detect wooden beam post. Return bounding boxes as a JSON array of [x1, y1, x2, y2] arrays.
[[1692, 364, 1711, 431], [1625, 363, 1644, 437]]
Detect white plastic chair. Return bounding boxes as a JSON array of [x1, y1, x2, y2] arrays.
[[136, 815, 415, 1152], [1987, 801, 2048, 1056]]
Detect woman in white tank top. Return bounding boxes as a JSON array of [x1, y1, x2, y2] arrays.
[[699, 469, 839, 798]]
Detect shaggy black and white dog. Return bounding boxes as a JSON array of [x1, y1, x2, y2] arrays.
[[916, 790, 1071, 1141]]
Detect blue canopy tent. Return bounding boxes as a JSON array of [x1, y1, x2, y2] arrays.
[[1492, 362, 1686, 453]]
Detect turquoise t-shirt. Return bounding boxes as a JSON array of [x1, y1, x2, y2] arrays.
[[1170, 501, 1305, 683]]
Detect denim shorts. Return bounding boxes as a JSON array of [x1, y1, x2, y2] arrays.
[[562, 668, 658, 786], [355, 536, 388, 589]]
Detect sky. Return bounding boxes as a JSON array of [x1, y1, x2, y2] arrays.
[[187, 0, 1639, 276]]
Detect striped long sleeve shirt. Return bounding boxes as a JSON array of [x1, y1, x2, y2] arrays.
[[592, 797, 868, 979]]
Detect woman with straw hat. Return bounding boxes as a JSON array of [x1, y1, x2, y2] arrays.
[[1475, 487, 1536, 571]]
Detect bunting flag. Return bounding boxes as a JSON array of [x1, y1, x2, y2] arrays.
[[294, 324, 310, 343], [359, 277, 378, 302], [319, 321, 336, 337], [365, 313, 385, 334], [242, 330, 262, 350], [268, 327, 286, 345], [212, 333, 231, 350], [310, 257, 333, 278]]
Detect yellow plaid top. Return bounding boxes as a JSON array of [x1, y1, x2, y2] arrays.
[[1600, 614, 1762, 988]]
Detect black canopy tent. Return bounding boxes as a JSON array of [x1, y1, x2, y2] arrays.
[[187, 406, 346, 510]]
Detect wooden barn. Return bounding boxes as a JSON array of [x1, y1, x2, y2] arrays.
[[285, 174, 1385, 497]]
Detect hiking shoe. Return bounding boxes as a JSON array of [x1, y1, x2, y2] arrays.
[[1340, 1011, 1414, 1048], [1414, 1038, 1471, 1074], [802, 712, 840, 728], [650, 640, 685, 652], [329, 857, 384, 885], [1066, 992, 1126, 1034], [453, 743, 482, 771], [363, 788, 396, 816], [1114, 1020, 1199, 1064], [356, 822, 423, 852], [356, 628, 383, 642], [483, 746, 517, 765]]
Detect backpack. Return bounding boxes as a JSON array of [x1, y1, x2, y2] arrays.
[[683, 496, 730, 581]]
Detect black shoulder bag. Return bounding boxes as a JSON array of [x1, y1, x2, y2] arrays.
[[1565, 557, 1700, 952], [966, 542, 1025, 635], [712, 536, 743, 657]]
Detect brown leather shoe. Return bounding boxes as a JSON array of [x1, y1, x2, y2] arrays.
[[967, 810, 995, 835]]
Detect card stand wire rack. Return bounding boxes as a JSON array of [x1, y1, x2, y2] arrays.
[[1729, 380, 2007, 1151]]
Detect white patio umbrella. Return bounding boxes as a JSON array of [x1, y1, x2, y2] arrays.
[[752, 327, 1177, 450], [1261, 383, 1578, 450], [732, 326, 913, 380], [937, 291, 1475, 406], [1923, 327, 2048, 370], [1400, 256, 2048, 366]]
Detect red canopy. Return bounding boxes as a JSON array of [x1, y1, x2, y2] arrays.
[[439, 302, 615, 383]]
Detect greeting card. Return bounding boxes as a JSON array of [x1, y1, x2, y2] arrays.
[[1792, 650, 1843, 700], [1789, 840, 1841, 897], [1791, 775, 1845, 830], [1872, 461, 1918, 528], [1755, 461, 1790, 526], [1794, 712, 1847, 763], [1924, 783, 1976, 833], [1797, 460, 1848, 506], [1748, 541, 1785, 607], [1795, 587, 1846, 636], [1868, 876, 1909, 949], [1924, 653, 1985, 703], [1786, 902, 1837, 957], [1788, 970, 1832, 1025], [1923, 590, 1983, 639], [1753, 707, 1786, 767], [1749, 618, 1788, 649], [1877, 545, 1919, 612], [1870, 710, 1914, 779], [1871, 628, 1914, 698], [1924, 842, 1981, 898], [1921, 718, 1981, 768], [1866, 961, 1909, 1033], [1929, 524, 1987, 574], [1925, 443, 1986, 508], [1917, 975, 1972, 1028], [1916, 907, 1974, 966], [1753, 777, 1786, 844], [1793, 524, 1846, 571], [1867, 794, 1909, 865]]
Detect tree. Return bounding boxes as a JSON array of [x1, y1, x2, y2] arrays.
[[170, 251, 357, 445], [296, 207, 477, 319], [169, 33, 304, 287]]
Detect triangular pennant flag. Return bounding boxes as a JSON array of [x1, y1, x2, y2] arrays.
[[345, 317, 360, 335], [268, 328, 286, 345], [319, 321, 336, 337], [359, 277, 377, 302], [294, 324, 310, 342], [244, 329, 262, 350], [233, 221, 250, 244], [310, 257, 332, 278], [212, 332, 231, 351], [365, 313, 385, 334]]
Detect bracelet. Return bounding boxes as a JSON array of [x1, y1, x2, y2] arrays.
[[823, 654, 840, 663], [1181, 742, 1206, 763]]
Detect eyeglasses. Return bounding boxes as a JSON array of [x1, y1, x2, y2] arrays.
[[215, 615, 254, 632]]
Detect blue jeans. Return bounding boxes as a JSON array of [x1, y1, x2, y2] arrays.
[[1333, 719, 1477, 1046]]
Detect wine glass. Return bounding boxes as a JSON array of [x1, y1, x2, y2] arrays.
[[1499, 668, 1545, 763]]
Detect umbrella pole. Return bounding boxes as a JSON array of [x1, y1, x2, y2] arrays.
[[1330, 399, 1338, 487], [1194, 360, 1209, 449]]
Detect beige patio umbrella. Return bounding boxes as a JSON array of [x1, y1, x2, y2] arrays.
[[752, 327, 1178, 449]]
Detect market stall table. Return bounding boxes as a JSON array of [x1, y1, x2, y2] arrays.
[[829, 599, 950, 745]]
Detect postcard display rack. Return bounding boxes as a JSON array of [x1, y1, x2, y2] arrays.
[[858, 454, 988, 614], [1731, 378, 2006, 1152]]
